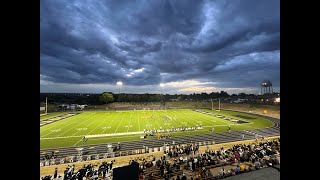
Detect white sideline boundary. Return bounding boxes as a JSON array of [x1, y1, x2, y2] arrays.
[[40, 131, 146, 140], [87, 131, 144, 138], [40, 126, 209, 140]]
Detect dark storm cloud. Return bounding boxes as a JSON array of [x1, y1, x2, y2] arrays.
[[40, 0, 280, 93]]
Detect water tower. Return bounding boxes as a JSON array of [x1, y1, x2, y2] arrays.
[[261, 80, 273, 96]]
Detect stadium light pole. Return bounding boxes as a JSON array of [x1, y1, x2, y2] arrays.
[[45, 97, 48, 114], [160, 83, 164, 93], [160, 83, 165, 109], [117, 81, 123, 102]]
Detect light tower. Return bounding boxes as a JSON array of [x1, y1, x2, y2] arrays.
[[261, 80, 273, 96], [45, 97, 48, 114], [116, 81, 123, 101], [159, 83, 165, 109]]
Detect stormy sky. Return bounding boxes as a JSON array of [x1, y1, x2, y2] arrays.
[[40, 0, 280, 95]]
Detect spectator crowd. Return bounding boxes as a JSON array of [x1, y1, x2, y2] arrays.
[[41, 138, 280, 180]]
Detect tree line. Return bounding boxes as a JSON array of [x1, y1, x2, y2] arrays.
[[41, 91, 279, 105]]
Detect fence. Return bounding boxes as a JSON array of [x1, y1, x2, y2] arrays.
[[40, 140, 215, 167]]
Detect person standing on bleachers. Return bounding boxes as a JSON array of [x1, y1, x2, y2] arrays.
[[181, 173, 187, 180], [53, 167, 58, 179]]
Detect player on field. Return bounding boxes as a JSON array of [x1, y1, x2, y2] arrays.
[[82, 136, 87, 142]]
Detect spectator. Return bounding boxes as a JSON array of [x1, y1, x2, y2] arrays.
[[235, 165, 240, 174], [181, 173, 187, 180], [53, 167, 58, 178], [240, 163, 246, 172], [42, 138, 280, 180]]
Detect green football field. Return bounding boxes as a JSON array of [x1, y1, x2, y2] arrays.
[[40, 109, 274, 149]]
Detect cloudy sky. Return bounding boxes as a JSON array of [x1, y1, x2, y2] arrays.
[[40, 0, 280, 95]]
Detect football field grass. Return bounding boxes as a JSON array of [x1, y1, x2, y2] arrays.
[[40, 109, 274, 149]]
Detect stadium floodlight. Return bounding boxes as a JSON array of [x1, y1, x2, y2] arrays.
[[159, 83, 166, 109], [117, 81, 123, 86], [117, 81, 123, 101]]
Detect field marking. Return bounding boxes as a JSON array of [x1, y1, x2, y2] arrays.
[[80, 112, 111, 136], [101, 112, 122, 134], [164, 110, 183, 128], [40, 113, 84, 133], [162, 111, 177, 129], [41, 135, 85, 140], [73, 138, 84, 147], [41, 110, 268, 148], [145, 111, 151, 130], [55, 113, 102, 137], [41, 131, 145, 140], [87, 131, 144, 138], [113, 113, 127, 133], [73, 113, 109, 135], [126, 113, 133, 133], [138, 112, 141, 131], [72, 112, 110, 136], [40, 124, 252, 140], [203, 123, 253, 128], [54, 113, 100, 137], [40, 113, 92, 138], [147, 110, 162, 130], [173, 110, 198, 127], [180, 111, 201, 126], [190, 110, 223, 126], [192, 110, 232, 127], [40, 113, 92, 134]]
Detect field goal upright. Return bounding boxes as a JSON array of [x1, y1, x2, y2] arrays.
[[40, 97, 48, 115]]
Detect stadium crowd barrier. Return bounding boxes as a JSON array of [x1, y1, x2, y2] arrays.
[[40, 141, 215, 167]]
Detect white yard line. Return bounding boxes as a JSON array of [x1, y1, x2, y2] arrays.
[[55, 113, 101, 137], [173, 110, 198, 127], [77, 112, 110, 136], [143, 111, 152, 131], [183, 111, 204, 126], [73, 138, 84, 147], [193, 112, 226, 126], [40, 113, 86, 133], [193, 110, 233, 126], [146, 110, 162, 130], [40, 113, 89, 133], [40, 113, 91, 138], [87, 131, 144, 138], [41, 135, 84, 140], [138, 112, 141, 131], [113, 112, 127, 133], [41, 131, 146, 140], [101, 112, 122, 134], [165, 110, 183, 127], [126, 113, 133, 133]]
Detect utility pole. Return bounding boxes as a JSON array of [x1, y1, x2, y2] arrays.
[[218, 98, 220, 111], [211, 98, 213, 110]]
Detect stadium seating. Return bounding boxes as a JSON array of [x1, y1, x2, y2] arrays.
[[41, 138, 280, 180]]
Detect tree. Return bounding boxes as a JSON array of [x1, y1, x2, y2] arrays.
[[99, 92, 114, 104]]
